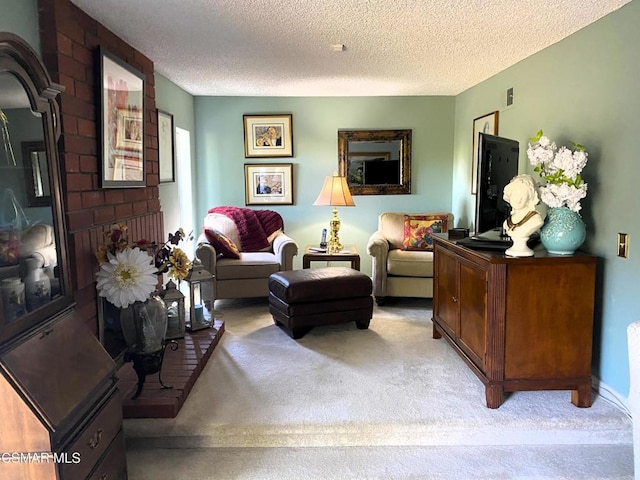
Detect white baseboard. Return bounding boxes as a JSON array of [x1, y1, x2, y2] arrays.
[[593, 375, 632, 418]]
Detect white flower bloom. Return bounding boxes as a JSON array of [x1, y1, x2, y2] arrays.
[[96, 247, 157, 308], [527, 131, 588, 211], [538, 136, 554, 148], [539, 182, 587, 212]]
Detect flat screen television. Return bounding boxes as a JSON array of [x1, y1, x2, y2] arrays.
[[474, 133, 519, 236], [363, 159, 400, 184]]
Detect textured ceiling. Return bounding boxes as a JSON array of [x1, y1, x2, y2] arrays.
[[69, 0, 630, 97]]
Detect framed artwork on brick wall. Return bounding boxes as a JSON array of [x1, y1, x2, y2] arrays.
[[98, 47, 146, 188]]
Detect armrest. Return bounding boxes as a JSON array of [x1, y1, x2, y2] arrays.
[[195, 238, 219, 274], [272, 232, 298, 271], [367, 230, 390, 297], [367, 231, 390, 259]]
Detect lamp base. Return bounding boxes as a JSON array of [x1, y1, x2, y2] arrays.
[[327, 207, 343, 254]]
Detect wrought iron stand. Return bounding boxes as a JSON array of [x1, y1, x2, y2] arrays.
[[125, 340, 179, 400]]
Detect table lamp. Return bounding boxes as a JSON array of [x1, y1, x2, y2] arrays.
[[313, 172, 355, 253]]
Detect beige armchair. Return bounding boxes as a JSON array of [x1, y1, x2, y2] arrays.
[[20, 223, 57, 268], [195, 211, 298, 302], [367, 212, 453, 305]]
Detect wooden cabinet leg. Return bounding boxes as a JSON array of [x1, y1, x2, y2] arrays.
[[485, 385, 504, 409], [571, 383, 592, 407], [432, 322, 442, 339]]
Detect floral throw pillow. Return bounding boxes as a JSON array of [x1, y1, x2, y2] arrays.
[[402, 214, 449, 251], [203, 227, 241, 259]]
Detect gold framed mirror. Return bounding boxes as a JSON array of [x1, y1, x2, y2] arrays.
[[338, 129, 411, 195]]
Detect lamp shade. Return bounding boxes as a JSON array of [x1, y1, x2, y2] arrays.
[[313, 174, 356, 207]]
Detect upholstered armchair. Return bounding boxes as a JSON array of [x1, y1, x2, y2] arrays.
[[367, 212, 453, 305], [20, 223, 57, 268], [195, 208, 298, 302]]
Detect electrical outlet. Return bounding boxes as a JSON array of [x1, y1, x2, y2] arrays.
[[617, 233, 629, 258]]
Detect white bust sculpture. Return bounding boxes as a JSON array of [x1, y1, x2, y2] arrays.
[[502, 174, 544, 257]]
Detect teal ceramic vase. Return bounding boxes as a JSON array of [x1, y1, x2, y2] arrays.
[[540, 206, 586, 255]]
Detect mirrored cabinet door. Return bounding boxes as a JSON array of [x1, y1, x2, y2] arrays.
[[0, 33, 71, 344]]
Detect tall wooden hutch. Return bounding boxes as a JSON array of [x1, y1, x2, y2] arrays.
[[0, 33, 127, 479]]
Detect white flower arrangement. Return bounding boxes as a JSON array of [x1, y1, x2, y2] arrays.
[[526, 130, 588, 212], [95, 224, 192, 309], [95, 247, 158, 308]]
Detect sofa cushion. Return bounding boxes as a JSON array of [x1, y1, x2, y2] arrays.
[[203, 227, 241, 259], [269, 267, 372, 304], [402, 214, 449, 251], [387, 249, 435, 277], [203, 213, 242, 250], [215, 252, 281, 279], [378, 212, 453, 250]]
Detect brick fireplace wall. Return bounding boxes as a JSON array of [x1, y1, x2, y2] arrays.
[[38, 0, 164, 335]]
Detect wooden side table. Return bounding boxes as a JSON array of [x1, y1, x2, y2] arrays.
[[302, 245, 360, 270]]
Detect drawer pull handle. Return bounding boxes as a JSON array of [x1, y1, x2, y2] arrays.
[[88, 428, 103, 449], [100, 475, 109, 480], [452, 296, 458, 303]]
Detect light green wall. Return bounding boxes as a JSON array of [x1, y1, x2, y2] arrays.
[[0, 0, 40, 52], [155, 73, 196, 237], [452, 1, 640, 399], [194, 96, 455, 274]]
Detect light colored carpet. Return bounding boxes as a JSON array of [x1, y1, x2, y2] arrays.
[[124, 297, 634, 479]]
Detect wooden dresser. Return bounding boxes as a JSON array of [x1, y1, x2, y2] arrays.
[[432, 235, 597, 409], [0, 310, 127, 479]]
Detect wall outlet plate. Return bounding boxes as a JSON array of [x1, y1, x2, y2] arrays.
[[618, 233, 629, 258]]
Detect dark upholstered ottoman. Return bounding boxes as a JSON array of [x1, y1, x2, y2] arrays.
[[269, 267, 373, 339]]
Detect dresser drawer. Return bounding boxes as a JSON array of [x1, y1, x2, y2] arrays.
[[88, 430, 127, 480], [61, 390, 123, 480]]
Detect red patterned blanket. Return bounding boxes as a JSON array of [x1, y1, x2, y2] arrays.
[[208, 206, 283, 252]]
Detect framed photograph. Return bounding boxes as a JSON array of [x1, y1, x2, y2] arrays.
[[157, 109, 175, 183], [115, 108, 143, 150], [243, 114, 293, 158], [98, 47, 146, 188], [244, 163, 294, 205], [471, 111, 499, 194]]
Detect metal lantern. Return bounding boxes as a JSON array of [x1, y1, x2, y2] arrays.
[[184, 260, 215, 332], [161, 279, 186, 340]]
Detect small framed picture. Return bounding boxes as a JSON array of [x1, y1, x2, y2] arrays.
[[243, 114, 293, 158], [157, 109, 175, 183], [471, 111, 499, 194], [244, 163, 293, 205], [98, 47, 146, 188], [115, 108, 143, 150]]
